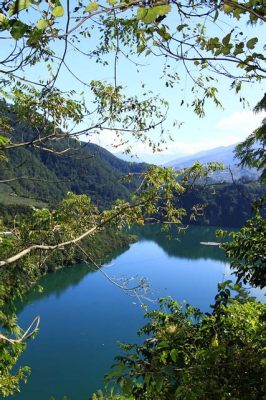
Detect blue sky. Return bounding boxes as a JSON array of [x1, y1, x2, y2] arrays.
[[1, 3, 265, 164]]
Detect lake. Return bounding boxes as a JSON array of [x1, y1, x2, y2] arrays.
[[11, 225, 264, 400]]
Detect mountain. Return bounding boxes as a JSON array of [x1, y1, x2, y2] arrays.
[[164, 144, 259, 182], [1, 117, 264, 230], [0, 115, 147, 208]]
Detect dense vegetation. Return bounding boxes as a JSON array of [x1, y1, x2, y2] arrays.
[[0, 109, 146, 208], [1, 126, 264, 228], [98, 104, 266, 400], [104, 283, 265, 400], [0, 0, 265, 398], [180, 181, 265, 228], [1, 108, 264, 230]]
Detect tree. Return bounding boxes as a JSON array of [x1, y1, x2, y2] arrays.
[[103, 95, 266, 399], [0, 0, 265, 397], [236, 93, 266, 181], [106, 283, 266, 400], [216, 95, 266, 289]]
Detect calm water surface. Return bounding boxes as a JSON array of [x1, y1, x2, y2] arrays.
[[10, 225, 263, 400]]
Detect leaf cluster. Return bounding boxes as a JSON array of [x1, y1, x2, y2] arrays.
[[107, 286, 266, 399]]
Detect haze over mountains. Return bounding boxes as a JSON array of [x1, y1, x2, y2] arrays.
[[164, 144, 259, 182], [1, 114, 264, 230], [0, 107, 260, 211]]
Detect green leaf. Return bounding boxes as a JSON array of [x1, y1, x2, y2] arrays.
[[0, 13, 9, 29], [52, 5, 64, 17], [137, 44, 146, 54], [9, 0, 30, 15], [85, 2, 99, 12], [0, 13, 7, 25], [211, 335, 219, 347], [10, 20, 28, 39], [154, 4, 171, 17], [137, 7, 148, 20], [223, 4, 233, 13], [177, 23, 188, 32], [222, 32, 231, 46], [143, 8, 160, 24], [213, 9, 219, 22], [137, 5, 171, 24], [36, 19, 48, 30], [107, 0, 117, 5], [0, 135, 10, 146], [170, 348, 178, 362], [246, 37, 258, 49]]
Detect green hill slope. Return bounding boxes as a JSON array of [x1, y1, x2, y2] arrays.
[[0, 116, 146, 208]]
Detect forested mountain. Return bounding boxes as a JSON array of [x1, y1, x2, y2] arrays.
[[180, 182, 265, 228], [165, 144, 259, 182], [0, 116, 146, 208], [0, 110, 264, 229]]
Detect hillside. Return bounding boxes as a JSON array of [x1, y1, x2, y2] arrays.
[[0, 116, 146, 208], [165, 144, 259, 182], [0, 112, 263, 228]]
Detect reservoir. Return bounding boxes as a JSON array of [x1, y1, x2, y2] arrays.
[[12, 225, 264, 400]]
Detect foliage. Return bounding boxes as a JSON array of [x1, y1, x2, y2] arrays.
[[0, 108, 148, 208], [0, 339, 29, 397], [217, 209, 266, 288], [91, 390, 133, 399], [0, 0, 265, 397], [217, 95, 266, 289], [0, 0, 264, 121], [180, 181, 265, 228], [0, 0, 265, 159], [2, 180, 264, 229], [0, 161, 220, 396], [106, 283, 266, 399], [236, 93, 266, 182]]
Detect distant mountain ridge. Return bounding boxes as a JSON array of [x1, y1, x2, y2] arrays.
[[165, 144, 259, 182], [0, 107, 260, 211]]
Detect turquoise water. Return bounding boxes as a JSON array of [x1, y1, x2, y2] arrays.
[[10, 225, 263, 400]]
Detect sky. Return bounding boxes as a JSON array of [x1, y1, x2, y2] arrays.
[[1, 2, 265, 164], [85, 11, 265, 164], [65, 39, 266, 164]]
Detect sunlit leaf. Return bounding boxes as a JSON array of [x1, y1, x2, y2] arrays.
[[85, 2, 99, 12], [136, 7, 147, 20], [9, 0, 30, 15], [137, 5, 171, 23], [107, 0, 118, 6], [36, 19, 48, 30], [0, 13, 7, 25], [52, 5, 64, 17]]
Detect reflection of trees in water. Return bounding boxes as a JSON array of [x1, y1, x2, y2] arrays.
[[15, 263, 93, 314], [131, 224, 226, 262], [16, 245, 128, 314], [17, 225, 226, 314]]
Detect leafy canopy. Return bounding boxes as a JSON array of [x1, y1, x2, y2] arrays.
[[106, 283, 266, 400], [0, 0, 265, 397]]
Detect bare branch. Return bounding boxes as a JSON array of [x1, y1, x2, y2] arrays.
[[0, 200, 150, 267], [0, 316, 40, 344]]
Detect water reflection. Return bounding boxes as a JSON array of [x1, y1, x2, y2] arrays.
[[132, 224, 226, 261], [12, 225, 252, 400]]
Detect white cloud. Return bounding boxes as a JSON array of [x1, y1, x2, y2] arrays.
[[88, 110, 265, 164], [90, 129, 127, 150], [216, 111, 265, 134], [90, 129, 240, 164]]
